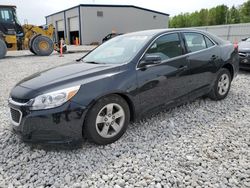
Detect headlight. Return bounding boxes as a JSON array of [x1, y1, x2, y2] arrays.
[[30, 86, 80, 110]]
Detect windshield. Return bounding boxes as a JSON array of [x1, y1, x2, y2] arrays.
[[246, 38, 250, 42], [83, 35, 150, 64]]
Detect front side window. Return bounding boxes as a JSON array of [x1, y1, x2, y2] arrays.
[[145, 33, 182, 61], [0, 8, 14, 22], [184, 33, 207, 53]]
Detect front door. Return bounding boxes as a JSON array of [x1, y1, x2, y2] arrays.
[[136, 32, 190, 114]]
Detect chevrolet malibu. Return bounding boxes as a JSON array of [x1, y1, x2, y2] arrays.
[[9, 29, 239, 145]]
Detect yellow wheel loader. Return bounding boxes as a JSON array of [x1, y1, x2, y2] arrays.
[[0, 5, 59, 59]]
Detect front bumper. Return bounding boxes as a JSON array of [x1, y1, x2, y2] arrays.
[[239, 55, 250, 70], [8, 99, 87, 144]]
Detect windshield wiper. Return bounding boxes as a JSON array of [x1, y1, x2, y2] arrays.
[[76, 47, 97, 62], [84, 61, 102, 64]]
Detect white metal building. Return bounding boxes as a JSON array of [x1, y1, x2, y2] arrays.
[[45, 4, 169, 45]]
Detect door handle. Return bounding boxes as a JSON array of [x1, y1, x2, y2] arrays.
[[178, 65, 188, 71], [211, 55, 218, 61]]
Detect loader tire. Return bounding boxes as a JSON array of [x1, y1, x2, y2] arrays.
[[0, 39, 7, 59], [32, 35, 54, 56], [29, 35, 39, 55]]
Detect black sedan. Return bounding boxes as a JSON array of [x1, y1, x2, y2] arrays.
[[9, 29, 239, 145], [238, 37, 250, 69]]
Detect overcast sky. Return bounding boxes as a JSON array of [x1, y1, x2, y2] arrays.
[[1, 0, 246, 25]]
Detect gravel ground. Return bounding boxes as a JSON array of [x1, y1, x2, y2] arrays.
[[0, 53, 249, 188]]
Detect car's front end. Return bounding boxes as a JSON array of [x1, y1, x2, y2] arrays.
[[8, 57, 133, 144], [239, 50, 250, 70], [238, 40, 250, 70], [8, 85, 87, 143]]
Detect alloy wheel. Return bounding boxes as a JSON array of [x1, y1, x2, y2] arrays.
[[95, 103, 125, 138], [217, 73, 230, 96]]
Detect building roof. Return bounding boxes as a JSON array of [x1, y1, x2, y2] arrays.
[[46, 4, 169, 18], [0, 5, 16, 8]]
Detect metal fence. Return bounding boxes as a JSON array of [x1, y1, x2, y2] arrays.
[[191, 23, 250, 42]]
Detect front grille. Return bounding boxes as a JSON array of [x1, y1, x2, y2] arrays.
[[11, 97, 30, 104], [10, 108, 22, 125]]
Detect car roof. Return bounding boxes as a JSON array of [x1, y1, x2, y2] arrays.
[[125, 28, 228, 45], [125, 28, 205, 36]]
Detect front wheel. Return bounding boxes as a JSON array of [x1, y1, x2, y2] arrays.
[[84, 95, 130, 145], [32, 35, 54, 56], [208, 68, 232, 100]]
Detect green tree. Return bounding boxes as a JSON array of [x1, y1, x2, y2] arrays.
[[169, 1, 250, 28], [208, 7, 217, 25], [214, 5, 228, 25], [189, 11, 201, 26], [239, 0, 250, 22], [228, 6, 240, 24], [199, 9, 209, 26], [169, 13, 190, 28]]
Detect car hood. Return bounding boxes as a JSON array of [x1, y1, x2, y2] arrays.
[[238, 41, 250, 51], [16, 61, 121, 92]]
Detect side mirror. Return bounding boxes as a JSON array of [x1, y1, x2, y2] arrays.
[[139, 54, 162, 67]]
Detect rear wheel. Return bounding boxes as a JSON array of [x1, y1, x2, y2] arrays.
[[0, 39, 7, 59], [208, 68, 231, 100], [32, 35, 54, 56], [84, 95, 130, 145]]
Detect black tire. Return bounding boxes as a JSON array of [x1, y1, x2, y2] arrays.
[[208, 68, 232, 100], [32, 35, 54, 56], [0, 38, 7, 59], [84, 94, 130, 145], [29, 35, 39, 55]]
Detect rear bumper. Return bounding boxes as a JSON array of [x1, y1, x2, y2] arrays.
[[8, 100, 87, 144]]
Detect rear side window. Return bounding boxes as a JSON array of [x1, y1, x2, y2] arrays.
[[183, 33, 207, 53], [204, 36, 215, 48], [146, 33, 182, 61]]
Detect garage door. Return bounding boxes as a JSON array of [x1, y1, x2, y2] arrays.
[[56, 20, 64, 31], [69, 17, 79, 31]]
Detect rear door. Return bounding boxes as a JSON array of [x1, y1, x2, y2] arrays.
[[182, 32, 220, 94], [136, 32, 190, 114]]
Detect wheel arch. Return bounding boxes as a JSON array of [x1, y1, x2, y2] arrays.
[[113, 93, 136, 122], [81, 92, 136, 139], [83, 92, 136, 126], [222, 63, 234, 80]]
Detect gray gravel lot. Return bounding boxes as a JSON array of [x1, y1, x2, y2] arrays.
[[0, 52, 249, 188]]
